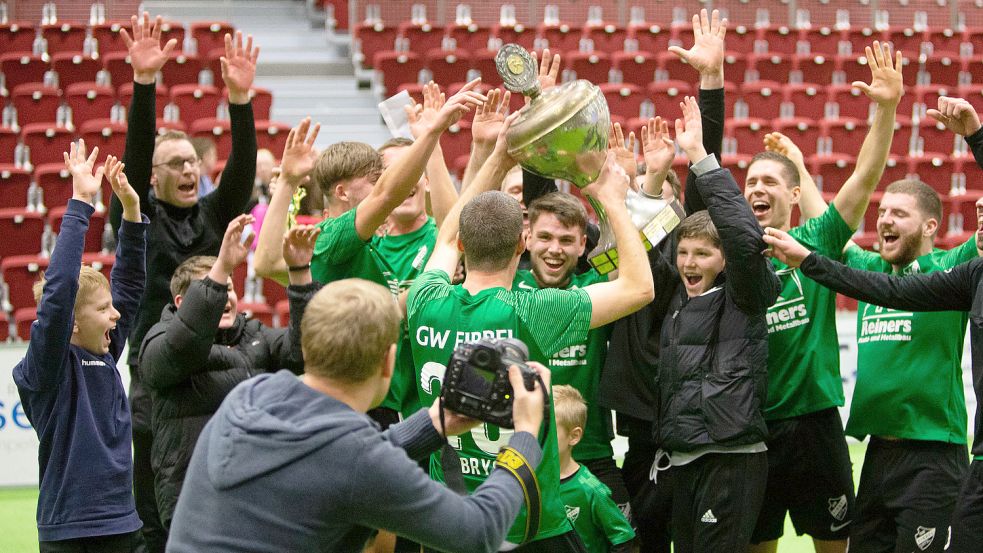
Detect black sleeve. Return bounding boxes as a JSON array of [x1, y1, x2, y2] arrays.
[[207, 102, 257, 224], [697, 166, 780, 314], [521, 169, 557, 205], [263, 282, 320, 375], [683, 87, 726, 215], [800, 253, 982, 313], [966, 127, 983, 172], [110, 82, 156, 234]]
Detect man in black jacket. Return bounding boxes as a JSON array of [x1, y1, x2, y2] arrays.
[[107, 14, 260, 551], [139, 216, 320, 534], [646, 97, 780, 553]]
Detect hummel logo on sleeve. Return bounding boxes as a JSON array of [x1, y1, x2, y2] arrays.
[[700, 509, 717, 524], [81, 359, 107, 367]]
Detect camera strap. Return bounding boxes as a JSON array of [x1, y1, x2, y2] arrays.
[[495, 445, 542, 543]]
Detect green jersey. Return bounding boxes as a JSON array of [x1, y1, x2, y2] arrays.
[[407, 269, 593, 545], [311, 210, 437, 413], [765, 204, 854, 419], [560, 465, 635, 553], [842, 237, 976, 442], [513, 269, 613, 461]]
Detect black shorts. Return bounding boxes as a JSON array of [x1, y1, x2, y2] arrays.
[[671, 451, 768, 553], [752, 407, 856, 542], [618, 414, 672, 553], [851, 437, 968, 553], [947, 458, 983, 553], [40, 531, 145, 553]]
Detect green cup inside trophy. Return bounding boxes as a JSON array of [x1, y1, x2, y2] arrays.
[[495, 44, 685, 275]]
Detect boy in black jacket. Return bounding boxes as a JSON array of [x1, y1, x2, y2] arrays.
[[648, 97, 780, 553], [139, 215, 320, 533], [15, 142, 148, 552]]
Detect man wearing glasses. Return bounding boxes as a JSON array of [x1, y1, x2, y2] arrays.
[[106, 13, 259, 553]]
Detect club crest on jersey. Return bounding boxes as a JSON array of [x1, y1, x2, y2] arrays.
[[565, 505, 580, 523], [915, 526, 935, 551], [828, 495, 847, 521]]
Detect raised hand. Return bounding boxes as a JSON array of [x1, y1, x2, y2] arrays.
[[641, 116, 675, 177], [762, 227, 812, 267], [405, 81, 446, 139], [491, 111, 521, 163], [531, 48, 562, 92], [763, 131, 805, 167], [216, 214, 255, 275], [608, 122, 638, 183], [221, 30, 260, 104], [853, 41, 904, 107], [64, 140, 103, 205], [105, 156, 140, 221], [280, 117, 321, 187], [927, 96, 982, 137], [121, 12, 178, 85], [425, 78, 485, 134], [674, 96, 706, 161], [585, 150, 631, 204], [471, 87, 511, 147], [281, 224, 321, 269], [667, 8, 726, 86]]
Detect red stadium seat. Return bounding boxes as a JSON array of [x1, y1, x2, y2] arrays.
[[119, 82, 168, 118], [909, 155, 958, 196], [723, 52, 749, 83], [11, 84, 61, 126], [657, 51, 696, 82], [79, 120, 128, 163], [470, 49, 502, 86], [843, 28, 882, 58], [41, 23, 87, 55], [611, 51, 658, 88], [722, 153, 753, 188], [583, 24, 627, 53], [35, 162, 73, 211], [160, 53, 203, 87], [837, 53, 874, 87], [353, 23, 398, 69], [51, 52, 102, 89], [882, 156, 912, 185], [446, 23, 491, 53], [156, 118, 188, 135], [91, 21, 131, 55], [740, 81, 784, 121], [2, 255, 48, 313], [395, 83, 424, 104], [962, 58, 983, 87], [424, 49, 471, 85], [238, 302, 273, 326], [537, 24, 580, 53], [219, 86, 273, 121], [759, 25, 797, 54], [774, 118, 822, 156], [255, 121, 292, 156], [439, 119, 472, 172], [914, 85, 953, 113], [647, 80, 692, 121], [922, 54, 962, 87], [784, 84, 826, 120], [727, 118, 768, 155], [190, 118, 232, 160], [749, 53, 793, 83], [169, 84, 220, 125], [810, 154, 856, 192], [0, 165, 31, 209], [491, 24, 536, 50], [626, 24, 670, 55], [794, 54, 837, 85], [916, 119, 960, 157], [398, 22, 445, 54], [65, 83, 116, 123], [0, 128, 17, 165], [600, 83, 645, 120], [1, 55, 50, 91], [828, 83, 871, 120], [259, 278, 287, 308], [726, 26, 756, 56], [566, 51, 611, 84], [103, 51, 133, 88], [48, 205, 105, 252], [373, 51, 424, 95], [0, 209, 44, 258], [885, 27, 927, 58], [926, 28, 964, 57], [0, 23, 37, 55], [891, 118, 916, 157], [803, 27, 842, 56], [158, 21, 187, 53], [959, 84, 983, 114], [21, 124, 74, 167], [822, 118, 867, 156], [189, 22, 234, 58]]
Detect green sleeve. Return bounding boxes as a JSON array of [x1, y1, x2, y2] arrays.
[[311, 209, 368, 280], [505, 287, 592, 358], [842, 243, 883, 270], [590, 486, 636, 547], [791, 203, 855, 260], [406, 269, 451, 320], [935, 235, 980, 268]]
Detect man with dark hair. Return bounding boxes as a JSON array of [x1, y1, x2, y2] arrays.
[[106, 14, 259, 552], [407, 111, 654, 551]]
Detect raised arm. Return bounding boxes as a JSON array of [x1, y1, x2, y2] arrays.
[[764, 131, 827, 220], [830, 41, 903, 230], [641, 116, 675, 197], [210, 31, 259, 223], [254, 118, 320, 283], [22, 143, 103, 390], [406, 82, 458, 227], [109, 12, 176, 232], [262, 225, 320, 373], [763, 226, 980, 312], [582, 153, 656, 328]]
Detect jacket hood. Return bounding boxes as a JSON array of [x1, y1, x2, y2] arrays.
[[205, 370, 366, 489]]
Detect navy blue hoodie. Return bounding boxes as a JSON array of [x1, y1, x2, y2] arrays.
[[14, 199, 147, 541]]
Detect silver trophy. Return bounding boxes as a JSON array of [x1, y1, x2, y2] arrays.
[[495, 44, 684, 274]]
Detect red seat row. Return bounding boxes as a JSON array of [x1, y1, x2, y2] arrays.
[[0, 20, 233, 57]]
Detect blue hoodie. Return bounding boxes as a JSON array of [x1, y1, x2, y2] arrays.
[[167, 370, 543, 553], [14, 199, 147, 541]]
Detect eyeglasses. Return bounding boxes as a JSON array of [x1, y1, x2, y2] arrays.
[[154, 156, 201, 171]]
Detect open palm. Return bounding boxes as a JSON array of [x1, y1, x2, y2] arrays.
[[854, 41, 904, 107], [668, 9, 726, 76], [221, 31, 259, 101], [121, 12, 177, 81]]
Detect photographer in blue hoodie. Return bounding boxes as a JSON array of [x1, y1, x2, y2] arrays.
[[167, 273, 552, 553]]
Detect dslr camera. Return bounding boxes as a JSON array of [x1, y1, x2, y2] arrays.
[[440, 338, 537, 428]]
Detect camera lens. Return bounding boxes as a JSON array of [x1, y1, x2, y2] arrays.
[[472, 349, 492, 367]]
